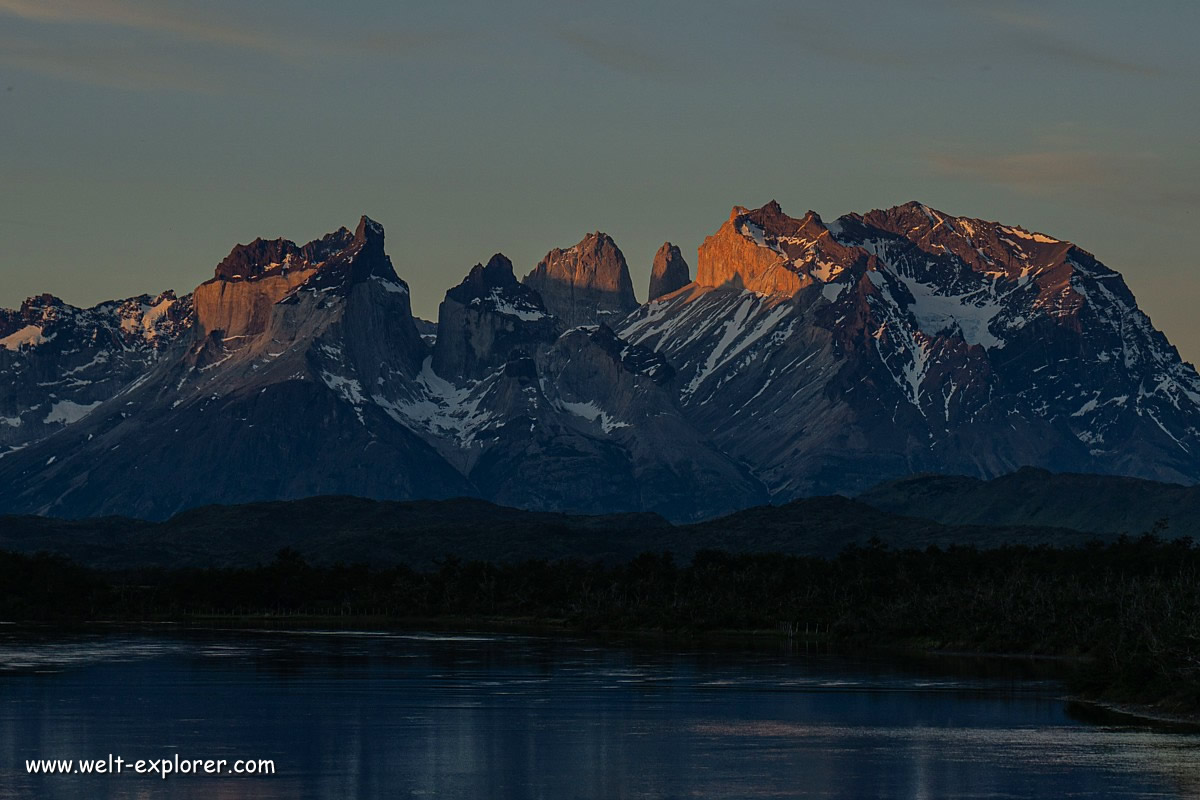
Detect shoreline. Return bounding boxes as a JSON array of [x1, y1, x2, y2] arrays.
[[1065, 698, 1200, 730], [6, 616, 1200, 729]]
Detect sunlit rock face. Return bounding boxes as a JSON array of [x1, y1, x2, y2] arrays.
[[193, 273, 314, 340], [3, 200, 1200, 521], [621, 200, 1200, 497], [695, 201, 868, 295], [0, 216, 462, 519], [0, 217, 755, 522], [193, 226, 355, 337], [423, 253, 761, 521], [522, 232, 639, 327], [648, 242, 691, 301]]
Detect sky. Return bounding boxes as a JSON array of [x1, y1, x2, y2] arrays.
[[2, 0, 1198, 357]]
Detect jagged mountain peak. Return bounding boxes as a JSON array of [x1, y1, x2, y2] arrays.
[[560, 232, 629, 272], [892, 199, 944, 216], [445, 253, 546, 315], [738, 200, 822, 235], [0, 283, 195, 452], [193, 215, 412, 345], [20, 293, 65, 311], [213, 237, 296, 281], [434, 253, 556, 381], [860, 203, 1068, 251], [275, 216, 406, 299], [850, 203, 1078, 272], [450, 253, 520, 298], [649, 242, 691, 301], [210, 216, 387, 285], [622, 197, 1200, 499], [4, 201, 1200, 525], [1, 294, 63, 339], [523, 231, 638, 327], [698, 200, 860, 295], [354, 214, 385, 243], [212, 226, 357, 283], [833, 203, 1097, 338], [575, 229, 618, 250], [2, 289, 191, 352]]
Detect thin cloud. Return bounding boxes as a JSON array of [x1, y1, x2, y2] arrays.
[[551, 26, 675, 79], [1017, 37, 1163, 79], [764, 0, 1162, 78], [925, 147, 1200, 219], [0, 0, 469, 59], [0, 0, 473, 92], [767, 8, 924, 70], [0, 36, 227, 93], [927, 141, 1200, 227], [0, 0, 285, 55], [929, 150, 1127, 194], [967, 4, 1055, 31], [966, 3, 1163, 78]]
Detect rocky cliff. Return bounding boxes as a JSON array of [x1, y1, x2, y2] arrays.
[[2, 200, 1198, 521], [522, 232, 639, 327], [648, 242, 691, 300], [432, 253, 559, 381]]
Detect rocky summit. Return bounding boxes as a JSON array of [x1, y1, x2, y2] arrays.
[[649, 243, 691, 301], [2, 201, 1198, 521], [522, 232, 640, 327]]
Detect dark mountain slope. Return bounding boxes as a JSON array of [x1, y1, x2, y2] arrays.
[[859, 468, 1200, 538], [2, 200, 1198, 520], [0, 493, 1098, 570], [618, 201, 1200, 498]]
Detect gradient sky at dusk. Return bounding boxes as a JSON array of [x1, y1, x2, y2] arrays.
[[2, 1, 1198, 356]]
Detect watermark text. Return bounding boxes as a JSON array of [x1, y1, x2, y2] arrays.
[[27, 754, 275, 780]]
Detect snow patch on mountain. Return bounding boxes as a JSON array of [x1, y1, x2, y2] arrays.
[[1, 325, 52, 351], [370, 275, 409, 295], [893, 273, 1004, 350], [44, 400, 102, 425], [1001, 226, 1059, 245], [738, 220, 769, 249], [683, 295, 793, 400], [320, 372, 366, 406], [472, 288, 548, 321], [559, 399, 630, 433], [139, 296, 177, 335], [377, 358, 499, 445], [821, 281, 849, 301]]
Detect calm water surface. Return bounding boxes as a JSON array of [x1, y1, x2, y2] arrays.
[[0, 627, 1197, 799]]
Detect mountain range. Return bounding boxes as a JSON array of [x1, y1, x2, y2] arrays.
[[2, 201, 1198, 521]]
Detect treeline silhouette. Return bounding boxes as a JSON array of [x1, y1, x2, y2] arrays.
[[3, 534, 1199, 709]]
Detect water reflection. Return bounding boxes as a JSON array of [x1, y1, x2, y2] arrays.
[[0, 628, 1196, 799]]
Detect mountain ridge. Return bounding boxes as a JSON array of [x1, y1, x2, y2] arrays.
[[858, 467, 1200, 539], [0, 491, 1104, 570], [2, 200, 1196, 521]]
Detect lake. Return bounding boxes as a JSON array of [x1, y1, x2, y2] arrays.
[[0, 627, 1197, 798]]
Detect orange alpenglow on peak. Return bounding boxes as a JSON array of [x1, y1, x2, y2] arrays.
[[696, 201, 857, 295], [522, 231, 638, 327]]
